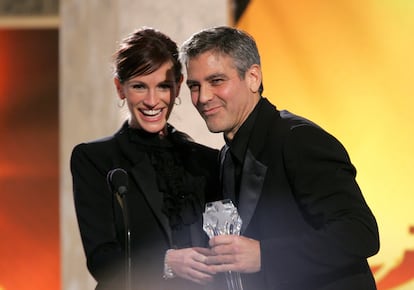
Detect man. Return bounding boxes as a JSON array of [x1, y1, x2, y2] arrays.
[[180, 26, 380, 290]]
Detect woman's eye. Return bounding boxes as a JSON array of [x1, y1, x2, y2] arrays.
[[132, 84, 145, 90], [159, 83, 172, 90]]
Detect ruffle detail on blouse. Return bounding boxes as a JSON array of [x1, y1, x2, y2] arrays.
[[127, 124, 205, 229]]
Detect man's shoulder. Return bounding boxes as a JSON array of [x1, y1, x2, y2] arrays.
[[279, 110, 322, 130]]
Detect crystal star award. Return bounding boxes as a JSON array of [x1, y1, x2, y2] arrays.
[[203, 199, 243, 290]]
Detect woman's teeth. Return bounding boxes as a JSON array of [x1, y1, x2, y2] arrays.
[[142, 109, 161, 116]]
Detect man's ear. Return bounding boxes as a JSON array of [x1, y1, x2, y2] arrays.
[[114, 77, 125, 99], [246, 64, 262, 94]]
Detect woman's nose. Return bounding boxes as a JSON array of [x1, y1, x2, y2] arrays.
[[143, 89, 159, 106]]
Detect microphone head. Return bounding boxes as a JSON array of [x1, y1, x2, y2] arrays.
[[107, 168, 128, 196]]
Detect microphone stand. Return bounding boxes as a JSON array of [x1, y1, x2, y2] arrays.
[[116, 188, 132, 290], [108, 169, 132, 290]]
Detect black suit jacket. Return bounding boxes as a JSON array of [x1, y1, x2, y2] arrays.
[[71, 123, 219, 290], [228, 98, 379, 290]]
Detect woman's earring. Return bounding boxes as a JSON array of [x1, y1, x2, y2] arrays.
[[118, 98, 126, 108], [174, 97, 182, 106]]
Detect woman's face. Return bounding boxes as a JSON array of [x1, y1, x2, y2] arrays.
[[115, 61, 182, 134]]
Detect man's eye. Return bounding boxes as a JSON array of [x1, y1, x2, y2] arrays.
[[188, 84, 200, 92], [211, 78, 223, 86]]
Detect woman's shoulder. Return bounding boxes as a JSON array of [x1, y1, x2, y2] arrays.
[[70, 134, 125, 177], [72, 123, 128, 153], [70, 128, 126, 168], [72, 134, 117, 154]]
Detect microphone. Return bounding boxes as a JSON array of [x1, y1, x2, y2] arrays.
[[107, 168, 128, 197], [106, 168, 131, 290]]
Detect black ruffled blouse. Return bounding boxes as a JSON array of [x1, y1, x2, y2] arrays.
[[127, 124, 205, 248]]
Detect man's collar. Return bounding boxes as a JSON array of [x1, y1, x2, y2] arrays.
[[226, 97, 264, 163]]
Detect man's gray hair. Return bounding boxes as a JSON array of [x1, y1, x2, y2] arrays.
[[180, 26, 261, 81]]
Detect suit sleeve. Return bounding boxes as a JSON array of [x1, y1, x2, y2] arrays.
[[70, 143, 124, 284], [260, 124, 379, 284]]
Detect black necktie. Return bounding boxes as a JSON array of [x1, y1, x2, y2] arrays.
[[220, 144, 236, 204]]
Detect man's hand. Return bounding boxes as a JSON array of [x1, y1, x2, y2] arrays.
[[165, 247, 216, 284], [206, 235, 261, 273]]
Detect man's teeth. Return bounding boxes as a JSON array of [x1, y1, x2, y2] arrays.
[[142, 109, 161, 116]]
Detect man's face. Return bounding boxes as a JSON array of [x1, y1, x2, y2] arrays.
[[186, 51, 260, 140]]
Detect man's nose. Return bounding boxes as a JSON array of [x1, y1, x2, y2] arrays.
[[198, 85, 213, 103]]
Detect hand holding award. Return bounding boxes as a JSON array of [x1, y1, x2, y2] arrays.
[[203, 199, 244, 290]]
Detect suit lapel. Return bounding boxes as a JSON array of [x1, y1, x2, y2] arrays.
[[115, 128, 172, 245], [114, 123, 213, 247], [129, 159, 172, 244], [239, 149, 267, 233], [238, 98, 277, 234]]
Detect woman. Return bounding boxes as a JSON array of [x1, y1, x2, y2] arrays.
[[70, 28, 219, 290]]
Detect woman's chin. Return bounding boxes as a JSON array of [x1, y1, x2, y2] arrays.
[[141, 123, 166, 134]]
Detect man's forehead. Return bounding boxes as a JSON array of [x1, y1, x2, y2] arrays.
[[190, 50, 231, 62], [187, 51, 235, 72]]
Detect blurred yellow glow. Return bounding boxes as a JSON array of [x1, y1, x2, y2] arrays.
[[237, 0, 414, 289]]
